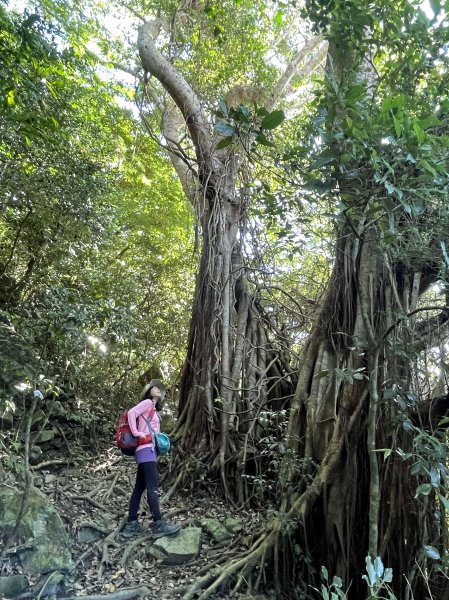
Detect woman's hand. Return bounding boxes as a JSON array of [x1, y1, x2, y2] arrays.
[[137, 434, 152, 445]]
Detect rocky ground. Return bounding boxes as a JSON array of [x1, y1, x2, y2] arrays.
[[0, 444, 273, 600]]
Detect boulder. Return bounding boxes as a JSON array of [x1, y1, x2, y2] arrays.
[[201, 517, 232, 542], [224, 517, 243, 533], [148, 527, 202, 565], [0, 574, 28, 597], [0, 484, 73, 576]]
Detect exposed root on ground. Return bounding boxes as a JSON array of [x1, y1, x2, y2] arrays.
[[119, 532, 152, 567], [98, 518, 127, 578], [173, 389, 367, 599], [59, 586, 150, 600], [4, 446, 275, 600], [176, 528, 278, 600]]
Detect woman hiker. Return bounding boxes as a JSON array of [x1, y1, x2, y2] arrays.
[[122, 379, 181, 538]]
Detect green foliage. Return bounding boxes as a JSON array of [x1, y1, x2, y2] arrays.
[[362, 556, 394, 599], [214, 100, 286, 150], [0, 5, 195, 417], [317, 557, 396, 600], [319, 566, 347, 600]]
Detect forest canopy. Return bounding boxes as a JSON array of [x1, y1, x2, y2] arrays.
[[1, 0, 449, 599]]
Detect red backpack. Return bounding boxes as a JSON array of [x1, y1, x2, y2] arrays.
[[115, 408, 155, 456]]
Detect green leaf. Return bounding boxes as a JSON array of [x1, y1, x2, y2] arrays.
[[418, 159, 436, 176], [6, 88, 15, 106], [429, 466, 440, 487], [374, 556, 384, 579], [332, 575, 342, 588], [365, 555, 376, 587], [384, 181, 395, 195], [415, 483, 432, 497], [438, 493, 449, 512], [413, 121, 426, 144], [410, 462, 425, 476], [217, 97, 228, 117], [345, 83, 365, 101], [423, 545, 441, 560], [214, 122, 236, 136], [375, 448, 392, 459], [274, 9, 283, 26], [255, 132, 275, 147], [392, 113, 402, 138], [402, 419, 414, 431], [261, 110, 285, 130], [310, 156, 334, 169], [429, 0, 441, 17], [216, 136, 234, 149]]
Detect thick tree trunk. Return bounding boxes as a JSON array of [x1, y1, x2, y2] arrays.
[[178, 227, 443, 600], [137, 19, 323, 498]]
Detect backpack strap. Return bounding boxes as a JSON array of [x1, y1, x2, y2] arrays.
[[143, 405, 158, 439]]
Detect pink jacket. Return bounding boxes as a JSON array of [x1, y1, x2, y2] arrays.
[[127, 399, 160, 452]]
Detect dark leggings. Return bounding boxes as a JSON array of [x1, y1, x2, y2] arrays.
[[128, 461, 162, 523]]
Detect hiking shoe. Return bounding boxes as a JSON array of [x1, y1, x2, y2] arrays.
[[152, 519, 181, 539], [122, 520, 146, 537]]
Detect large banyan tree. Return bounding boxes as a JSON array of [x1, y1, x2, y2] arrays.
[[136, 0, 327, 494], [135, 0, 449, 597]]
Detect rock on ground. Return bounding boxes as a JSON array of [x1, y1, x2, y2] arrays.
[[0, 484, 73, 576], [148, 526, 202, 565], [0, 574, 28, 597]]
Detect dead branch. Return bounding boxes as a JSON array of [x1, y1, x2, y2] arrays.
[[32, 459, 70, 470], [72, 494, 107, 511], [75, 518, 127, 567]]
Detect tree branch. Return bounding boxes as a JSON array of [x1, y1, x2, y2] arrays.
[[137, 19, 211, 164], [266, 37, 327, 110]]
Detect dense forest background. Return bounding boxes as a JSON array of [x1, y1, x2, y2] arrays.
[[1, 0, 449, 599]]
